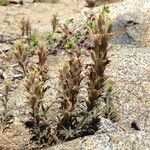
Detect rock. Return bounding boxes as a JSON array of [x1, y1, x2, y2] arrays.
[[0, 70, 4, 84], [124, 0, 150, 11], [105, 46, 150, 132], [96, 117, 125, 134], [51, 131, 150, 150], [22, 0, 33, 3], [111, 11, 150, 45]]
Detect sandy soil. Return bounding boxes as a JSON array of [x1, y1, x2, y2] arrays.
[[0, 0, 86, 37]]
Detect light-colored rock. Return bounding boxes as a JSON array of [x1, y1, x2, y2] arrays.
[[111, 11, 150, 45], [23, 0, 33, 3], [105, 47, 150, 131], [51, 131, 150, 150]]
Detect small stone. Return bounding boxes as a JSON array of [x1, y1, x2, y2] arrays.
[[131, 120, 141, 131], [0, 70, 4, 84], [23, 0, 33, 3]]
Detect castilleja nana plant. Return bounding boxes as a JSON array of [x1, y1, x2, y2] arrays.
[[86, 6, 112, 113]]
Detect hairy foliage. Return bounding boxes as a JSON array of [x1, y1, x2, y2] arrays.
[[28, 35, 39, 54], [59, 51, 83, 112], [13, 40, 28, 76], [86, 6, 111, 112], [36, 44, 48, 81], [103, 81, 117, 122], [24, 43, 52, 147], [20, 18, 31, 38], [56, 51, 83, 140], [51, 14, 59, 33], [56, 51, 100, 141], [24, 69, 52, 147], [0, 81, 13, 132]]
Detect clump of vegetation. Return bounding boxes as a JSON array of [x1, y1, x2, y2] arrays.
[[22, 5, 118, 149], [103, 81, 117, 122], [20, 18, 40, 55], [0, 0, 9, 6], [13, 40, 28, 76], [20, 18, 32, 38], [64, 33, 82, 53], [24, 69, 52, 148], [45, 15, 84, 54], [58, 51, 83, 114], [58, 19, 76, 52], [56, 51, 83, 140], [23, 49, 100, 148], [23, 43, 53, 148], [28, 35, 39, 54], [36, 43, 48, 81], [56, 50, 100, 141], [0, 81, 13, 132], [0, 3, 119, 149], [51, 14, 59, 34], [86, 6, 111, 112], [24, 49, 100, 148]]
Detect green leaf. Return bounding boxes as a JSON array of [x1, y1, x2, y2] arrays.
[[103, 5, 110, 14]]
